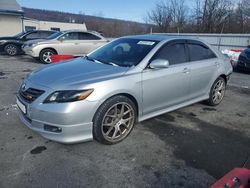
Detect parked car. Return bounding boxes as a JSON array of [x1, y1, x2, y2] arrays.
[[237, 47, 250, 72], [16, 35, 233, 144], [0, 30, 57, 56], [22, 30, 109, 64]]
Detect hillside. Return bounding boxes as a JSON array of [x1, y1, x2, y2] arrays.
[[23, 7, 153, 37]]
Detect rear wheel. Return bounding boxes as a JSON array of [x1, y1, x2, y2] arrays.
[[93, 95, 136, 145], [39, 49, 56, 64], [4, 44, 19, 56], [206, 77, 226, 106]]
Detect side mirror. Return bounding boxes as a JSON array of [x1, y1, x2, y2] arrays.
[[149, 59, 170, 69], [58, 37, 65, 42]]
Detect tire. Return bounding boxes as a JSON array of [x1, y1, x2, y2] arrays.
[[93, 95, 137, 145], [206, 77, 226, 106], [39, 49, 56, 64], [4, 44, 19, 56]]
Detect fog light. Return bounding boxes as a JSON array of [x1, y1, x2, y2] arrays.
[[44, 124, 62, 133]]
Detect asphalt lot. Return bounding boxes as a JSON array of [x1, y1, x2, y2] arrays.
[[0, 54, 250, 188]]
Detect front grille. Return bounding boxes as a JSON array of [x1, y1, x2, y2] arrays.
[[19, 88, 45, 103]]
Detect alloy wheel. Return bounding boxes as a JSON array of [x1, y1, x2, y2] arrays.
[[42, 51, 53, 63], [101, 102, 135, 142], [212, 79, 225, 105], [6, 45, 17, 55]]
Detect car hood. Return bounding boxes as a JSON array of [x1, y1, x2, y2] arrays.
[[27, 58, 130, 89], [24, 39, 47, 45]]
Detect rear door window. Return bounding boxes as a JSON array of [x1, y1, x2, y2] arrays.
[[25, 32, 40, 40], [152, 42, 187, 65], [62, 32, 79, 40], [79, 32, 101, 40], [40, 31, 54, 38], [188, 43, 217, 61]]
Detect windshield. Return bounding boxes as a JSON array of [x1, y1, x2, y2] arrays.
[[87, 38, 158, 67], [47, 32, 63, 39]]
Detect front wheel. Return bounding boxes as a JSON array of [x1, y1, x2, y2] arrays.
[[93, 95, 136, 145], [206, 77, 226, 106], [39, 49, 56, 64], [4, 44, 19, 56]]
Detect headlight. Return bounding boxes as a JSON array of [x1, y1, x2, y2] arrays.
[[0, 40, 6, 44], [29, 43, 38, 47], [44, 89, 94, 103]]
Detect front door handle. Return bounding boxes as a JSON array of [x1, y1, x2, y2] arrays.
[[215, 62, 220, 67], [182, 68, 190, 74]]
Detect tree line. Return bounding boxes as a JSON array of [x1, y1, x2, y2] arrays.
[[24, 0, 250, 38], [146, 0, 250, 33]]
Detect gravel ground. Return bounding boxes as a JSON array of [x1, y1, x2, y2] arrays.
[[0, 55, 249, 188]]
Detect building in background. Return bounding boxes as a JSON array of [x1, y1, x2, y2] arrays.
[[23, 18, 87, 32], [0, 0, 24, 36], [0, 0, 87, 37]]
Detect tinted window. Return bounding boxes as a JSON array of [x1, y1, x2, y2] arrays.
[[153, 43, 187, 65], [40, 31, 54, 38], [51, 27, 60, 31], [25, 26, 36, 32], [62, 32, 79, 40], [79, 33, 101, 40], [47, 32, 63, 39], [25, 32, 40, 39], [188, 44, 216, 61]]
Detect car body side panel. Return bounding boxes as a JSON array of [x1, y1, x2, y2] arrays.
[[188, 58, 219, 100], [142, 64, 191, 115]]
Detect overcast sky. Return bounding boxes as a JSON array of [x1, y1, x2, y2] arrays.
[[17, 0, 159, 22]]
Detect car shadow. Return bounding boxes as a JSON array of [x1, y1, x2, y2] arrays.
[[142, 111, 250, 179]]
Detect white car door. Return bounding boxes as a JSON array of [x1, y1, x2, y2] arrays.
[[57, 32, 81, 55]]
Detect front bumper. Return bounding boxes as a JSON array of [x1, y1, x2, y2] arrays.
[[17, 108, 93, 144], [22, 46, 39, 58], [16, 82, 98, 144]]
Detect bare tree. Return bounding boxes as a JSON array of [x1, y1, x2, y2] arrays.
[[146, 1, 172, 32], [193, 0, 233, 33], [169, 0, 188, 32], [146, 0, 188, 32]]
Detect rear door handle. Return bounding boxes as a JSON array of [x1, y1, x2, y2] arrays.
[[182, 68, 190, 74]]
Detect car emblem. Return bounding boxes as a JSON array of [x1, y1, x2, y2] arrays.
[[21, 83, 26, 91]]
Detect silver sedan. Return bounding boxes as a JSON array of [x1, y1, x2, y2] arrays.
[[16, 35, 233, 144]]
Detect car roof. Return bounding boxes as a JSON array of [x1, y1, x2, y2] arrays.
[[124, 34, 197, 42], [26, 30, 56, 33]]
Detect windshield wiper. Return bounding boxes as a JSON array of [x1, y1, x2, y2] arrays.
[[85, 55, 95, 62], [106, 62, 119, 67], [85, 56, 120, 67]]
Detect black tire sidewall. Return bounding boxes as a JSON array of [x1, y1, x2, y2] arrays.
[[39, 49, 55, 64], [4, 44, 19, 56], [93, 95, 137, 145]]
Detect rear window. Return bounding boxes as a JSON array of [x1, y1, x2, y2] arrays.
[[188, 44, 217, 61], [40, 31, 55, 38]]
